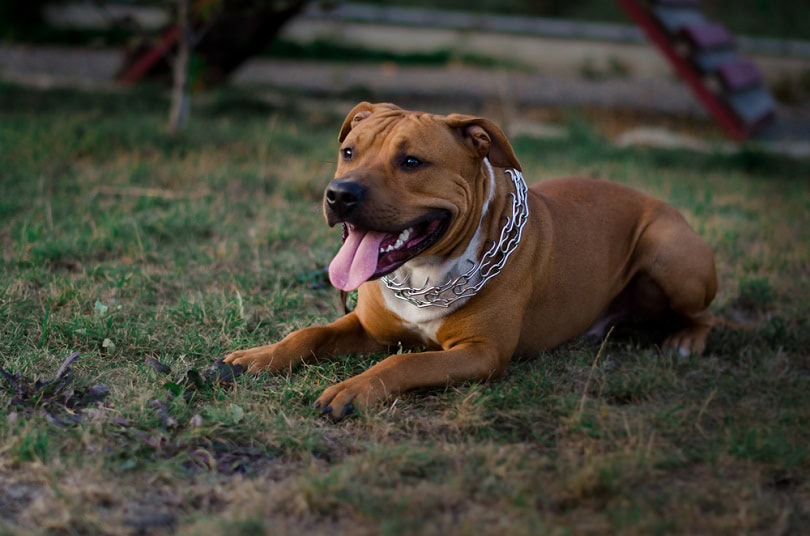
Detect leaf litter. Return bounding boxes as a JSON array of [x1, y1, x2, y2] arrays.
[[142, 356, 245, 437], [130, 357, 263, 475], [1, 352, 109, 426], [153, 356, 245, 402], [3, 351, 268, 476]]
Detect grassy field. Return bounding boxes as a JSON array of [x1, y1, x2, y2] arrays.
[[1, 83, 809, 535]]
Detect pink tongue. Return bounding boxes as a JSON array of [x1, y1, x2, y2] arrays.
[[328, 227, 387, 291]]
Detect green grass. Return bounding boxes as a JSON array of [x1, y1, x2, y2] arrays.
[[1, 82, 809, 534], [266, 38, 528, 70]]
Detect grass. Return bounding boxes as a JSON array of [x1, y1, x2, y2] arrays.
[[266, 38, 528, 70], [1, 82, 809, 534]]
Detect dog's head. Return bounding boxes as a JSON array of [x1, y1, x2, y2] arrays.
[[325, 102, 522, 292]]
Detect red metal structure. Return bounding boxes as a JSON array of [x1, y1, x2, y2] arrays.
[[116, 2, 305, 89], [617, 0, 775, 140], [118, 26, 180, 86]]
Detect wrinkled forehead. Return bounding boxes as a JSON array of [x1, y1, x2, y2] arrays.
[[344, 111, 457, 153]]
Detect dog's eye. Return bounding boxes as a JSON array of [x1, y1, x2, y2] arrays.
[[341, 147, 353, 161], [402, 156, 422, 169]]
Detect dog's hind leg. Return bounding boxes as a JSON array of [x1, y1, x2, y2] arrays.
[[634, 208, 718, 356]]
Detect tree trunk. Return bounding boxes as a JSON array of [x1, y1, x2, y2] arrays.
[[168, 0, 190, 134]]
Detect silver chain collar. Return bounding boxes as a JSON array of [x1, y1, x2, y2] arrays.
[[381, 168, 529, 308]]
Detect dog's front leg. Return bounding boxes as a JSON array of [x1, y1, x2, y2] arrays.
[[224, 312, 386, 373], [314, 341, 506, 419]]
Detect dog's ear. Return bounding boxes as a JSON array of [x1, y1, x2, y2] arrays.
[[338, 102, 401, 142], [444, 114, 522, 171]]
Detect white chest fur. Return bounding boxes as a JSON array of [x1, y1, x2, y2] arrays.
[[378, 255, 473, 345]]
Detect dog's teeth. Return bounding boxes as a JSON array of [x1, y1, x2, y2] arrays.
[[380, 227, 416, 254]]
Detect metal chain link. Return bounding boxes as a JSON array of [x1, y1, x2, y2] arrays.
[[382, 168, 529, 308]]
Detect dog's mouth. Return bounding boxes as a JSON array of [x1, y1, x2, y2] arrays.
[[328, 213, 449, 292]]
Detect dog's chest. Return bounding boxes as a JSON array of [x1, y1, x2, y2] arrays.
[[378, 285, 454, 346], [375, 218, 490, 345], [377, 260, 475, 346]]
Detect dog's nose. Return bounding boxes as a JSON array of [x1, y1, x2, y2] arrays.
[[325, 180, 366, 218]]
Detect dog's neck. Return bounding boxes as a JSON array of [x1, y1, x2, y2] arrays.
[[381, 160, 529, 309]]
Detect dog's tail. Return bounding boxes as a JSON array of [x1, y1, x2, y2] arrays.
[[711, 314, 759, 331]]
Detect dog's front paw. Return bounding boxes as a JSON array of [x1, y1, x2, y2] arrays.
[[314, 374, 389, 421], [223, 345, 289, 372]]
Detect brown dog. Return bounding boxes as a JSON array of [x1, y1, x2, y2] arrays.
[[224, 102, 717, 419]]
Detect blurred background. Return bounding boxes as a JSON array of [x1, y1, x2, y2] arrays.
[[1, 0, 808, 150]]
